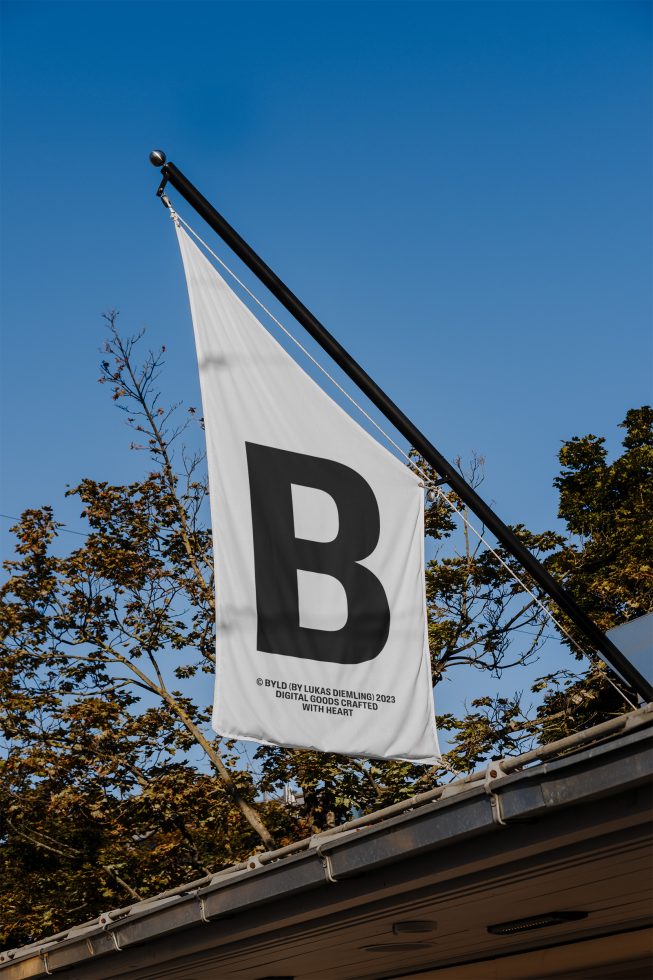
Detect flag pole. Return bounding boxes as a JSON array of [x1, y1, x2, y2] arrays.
[[149, 150, 653, 705]]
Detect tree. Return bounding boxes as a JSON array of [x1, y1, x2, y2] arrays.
[[1, 317, 648, 948], [529, 405, 653, 742], [439, 407, 653, 760], [0, 320, 289, 947], [548, 406, 653, 638]]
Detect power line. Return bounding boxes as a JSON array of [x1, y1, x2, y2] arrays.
[[0, 513, 89, 538]]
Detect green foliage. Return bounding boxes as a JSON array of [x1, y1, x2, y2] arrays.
[[547, 406, 653, 642], [1, 315, 649, 948], [443, 407, 653, 764]]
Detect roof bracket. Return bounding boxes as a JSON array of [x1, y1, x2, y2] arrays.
[[321, 852, 338, 884], [484, 759, 509, 826], [308, 838, 340, 883]]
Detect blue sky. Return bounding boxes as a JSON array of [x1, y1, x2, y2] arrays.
[[1, 1, 651, 725]]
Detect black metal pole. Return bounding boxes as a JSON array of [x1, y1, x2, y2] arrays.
[[150, 151, 653, 704]]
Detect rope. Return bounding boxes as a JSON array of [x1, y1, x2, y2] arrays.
[[172, 208, 418, 472], [166, 204, 637, 713]]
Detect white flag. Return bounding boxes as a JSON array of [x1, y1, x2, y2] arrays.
[[176, 226, 439, 763]]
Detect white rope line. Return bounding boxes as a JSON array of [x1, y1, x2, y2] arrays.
[[168, 204, 637, 712], [174, 209, 420, 474]]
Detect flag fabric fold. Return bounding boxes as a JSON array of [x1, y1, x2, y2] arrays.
[[176, 225, 439, 762]]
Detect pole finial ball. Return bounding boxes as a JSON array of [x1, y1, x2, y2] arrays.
[[149, 149, 167, 167]]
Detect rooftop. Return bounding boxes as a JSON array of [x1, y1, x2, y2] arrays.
[[2, 704, 652, 979]]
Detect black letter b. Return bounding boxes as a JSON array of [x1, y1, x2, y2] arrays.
[[246, 443, 390, 664]]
